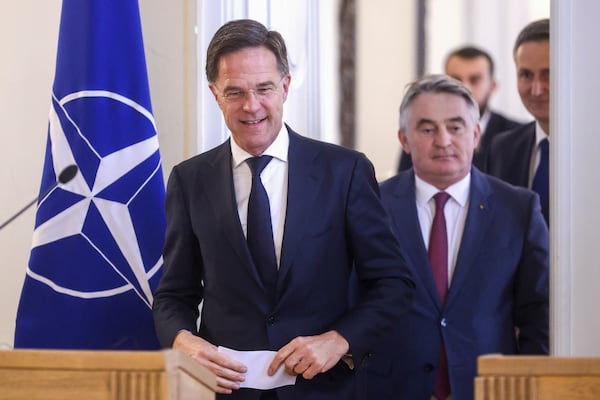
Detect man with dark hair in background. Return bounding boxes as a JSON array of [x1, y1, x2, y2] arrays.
[[399, 46, 522, 172]]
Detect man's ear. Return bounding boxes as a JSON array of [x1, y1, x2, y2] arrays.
[[208, 84, 220, 103], [399, 129, 411, 153], [473, 122, 482, 149], [281, 73, 291, 102], [490, 78, 498, 94]]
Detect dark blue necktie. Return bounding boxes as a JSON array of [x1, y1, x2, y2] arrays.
[[246, 156, 277, 300], [531, 138, 549, 221]]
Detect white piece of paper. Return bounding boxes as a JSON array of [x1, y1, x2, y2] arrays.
[[218, 346, 297, 390]]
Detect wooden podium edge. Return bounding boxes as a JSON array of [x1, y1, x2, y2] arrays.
[[164, 349, 218, 392], [476, 355, 600, 400], [478, 354, 600, 376], [0, 348, 218, 400]]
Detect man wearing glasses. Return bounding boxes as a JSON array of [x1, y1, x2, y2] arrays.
[[152, 19, 415, 400]]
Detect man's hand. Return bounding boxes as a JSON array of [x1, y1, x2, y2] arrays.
[[267, 330, 350, 380], [173, 330, 247, 394]]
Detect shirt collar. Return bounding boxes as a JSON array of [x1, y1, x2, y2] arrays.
[[231, 125, 289, 168], [535, 121, 549, 146], [479, 109, 491, 134], [415, 172, 471, 208]]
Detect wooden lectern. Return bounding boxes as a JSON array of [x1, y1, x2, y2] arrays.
[[0, 349, 217, 400], [475, 355, 600, 400]]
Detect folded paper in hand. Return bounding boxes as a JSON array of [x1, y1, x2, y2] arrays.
[[218, 346, 297, 390]]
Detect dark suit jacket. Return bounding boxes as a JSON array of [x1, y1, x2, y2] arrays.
[[153, 127, 415, 400], [484, 122, 549, 224], [361, 167, 548, 400], [398, 110, 523, 172]]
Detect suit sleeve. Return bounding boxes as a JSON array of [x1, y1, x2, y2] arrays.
[[332, 153, 415, 364], [514, 192, 549, 354], [152, 166, 204, 347]]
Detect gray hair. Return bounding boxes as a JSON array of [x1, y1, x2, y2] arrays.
[[399, 74, 480, 131], [205, 19, 289, 83]]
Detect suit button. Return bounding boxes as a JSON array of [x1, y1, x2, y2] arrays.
[[440, 318, 447, 327], [424, 363, 434, 372], [267, 316, 276, 325]]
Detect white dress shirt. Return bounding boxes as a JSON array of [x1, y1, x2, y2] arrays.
[[231, 126, 289, 267], [415, 174, 470, 285], [479, 108, 491, 137]]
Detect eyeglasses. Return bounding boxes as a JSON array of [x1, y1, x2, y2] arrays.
[[214, 76, 285, 103]]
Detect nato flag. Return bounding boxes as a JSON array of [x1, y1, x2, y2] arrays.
[[14, 0, 166, 350]]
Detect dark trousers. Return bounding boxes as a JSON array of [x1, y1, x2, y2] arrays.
[[260, 390, 278, 400]]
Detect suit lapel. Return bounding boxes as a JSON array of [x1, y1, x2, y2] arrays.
[[478, 112, 499, 151], [505, 122, 536, 187], [445, 168, 494, 309], [277, 129, 319, 294], [203, 141, 264, 288], [389, 172, 444, 310]]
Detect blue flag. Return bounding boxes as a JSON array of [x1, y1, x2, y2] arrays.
[[14, 0, 166, 350]]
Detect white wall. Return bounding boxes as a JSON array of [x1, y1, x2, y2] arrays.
[[356, 0, 416, 180], [140, 0, 197, 173], [0, 1, 61, 348]]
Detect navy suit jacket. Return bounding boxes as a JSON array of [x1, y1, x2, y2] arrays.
[[484, 121, 536, 185], [153, 127, 415, 400], [399, 110, 523, 172], [484, 122, 549, 225], [361, 167, 548, 400]]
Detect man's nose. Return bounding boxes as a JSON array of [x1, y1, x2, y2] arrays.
[[242, 90, 262, 111], [531, 79, 543, 96], [434, 129, 452, 146]]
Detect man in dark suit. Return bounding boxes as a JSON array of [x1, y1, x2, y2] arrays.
[[152, 19, 415, 400], [363, 75, 548, 400], [399, 46, 522, 172], [486, 19, 550, 225]]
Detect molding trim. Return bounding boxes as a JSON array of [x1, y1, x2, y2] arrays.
[[339, 0, 355, 148], [550, 0, 572, 356]]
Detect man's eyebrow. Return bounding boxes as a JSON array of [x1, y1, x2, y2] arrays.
[[416, 118, 435, 127], [446, 116, 467, 125], [222, 79, 278, 91], [256, 80, 278, 87]]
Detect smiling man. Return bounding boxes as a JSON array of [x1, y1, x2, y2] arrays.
[[152, 19, 415, 400], [486, 19, 550, 225], [360, 74, 549, 400]]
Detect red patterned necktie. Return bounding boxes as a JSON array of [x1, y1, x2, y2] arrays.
[[429, 191, 450, 400]]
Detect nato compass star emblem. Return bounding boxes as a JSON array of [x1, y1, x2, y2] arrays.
[[27, 90, 166, 309]]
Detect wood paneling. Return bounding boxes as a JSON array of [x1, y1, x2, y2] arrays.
[[0, 349, 215, 400]]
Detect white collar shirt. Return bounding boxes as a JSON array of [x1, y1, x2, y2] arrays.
[[231, 126, 289, 267], [479, 108, 491, 136], [415, 173, 471, 285]]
